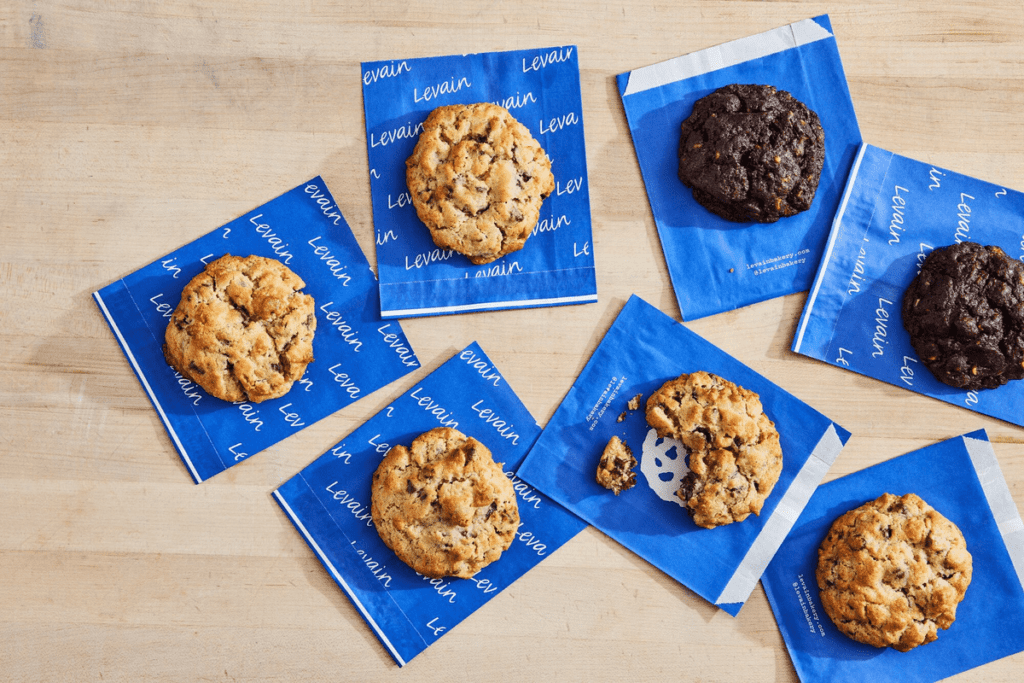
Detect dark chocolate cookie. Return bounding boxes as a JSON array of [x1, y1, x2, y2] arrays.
[[677, 84, 825, 223], [902, 242, 1024, 391]]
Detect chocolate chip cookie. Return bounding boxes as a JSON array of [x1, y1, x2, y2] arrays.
[[371, 427, 519, 579], [406, 102, 555, 265], [816, 493, 973, 652], [902, 241, 1024, 391], [677, 84, 825, 223], [163, 254, 316, 403], [595, 435, 637, 495], [645, 371, 782, 528]]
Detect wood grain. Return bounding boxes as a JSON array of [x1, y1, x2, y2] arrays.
[[3, 1, 1024, 680]]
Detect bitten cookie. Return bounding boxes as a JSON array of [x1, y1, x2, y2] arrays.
[[371, 427, 519, 579], [902, 241, 1024, 391], [816, 493, 973, 652], [163, 254, 316, 403], [677, 84, 825, 223], [406, 102, 555, 265], [596, 435, 637, 495], [645, 371, 782, 528]]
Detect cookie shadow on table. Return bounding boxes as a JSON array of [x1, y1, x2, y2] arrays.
[[269, 500, 397, 667], [69, 287, 193, 477], [590, 526, 723, 625], [634, 101, 773, 233]]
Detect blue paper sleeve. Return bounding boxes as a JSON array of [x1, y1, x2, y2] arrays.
[[762, 431, 1024, 682], [94, 178, 420, 482], [793, 144, 1024, 428], [517, 295, 850, 614], [273, 342, 587, 666], [617, 15, 862, 320], [361, 46, 597, 318]]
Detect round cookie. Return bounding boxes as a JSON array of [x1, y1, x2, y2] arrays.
[[163, 254, 316, 403], [902, 241, 1024, 391], [371, 427, 519, 579], [645, 371, 783, 528], [816, 493, 972, 652], [677, 83, 825, 223], [406, 102, 555, 265]]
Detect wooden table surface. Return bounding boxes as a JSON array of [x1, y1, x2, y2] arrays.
[[4, 1, 1024, 680]]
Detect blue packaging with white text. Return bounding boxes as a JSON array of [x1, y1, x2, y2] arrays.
[[94, 178, 419, 482]]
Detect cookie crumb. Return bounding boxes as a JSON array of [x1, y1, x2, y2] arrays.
[[595, 436, 636, 495], [616, 393, 643, 422]]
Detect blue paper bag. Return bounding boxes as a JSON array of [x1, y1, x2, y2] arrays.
[[762, 431, 1024, 682], [93, 178, 419, 482], [793, 144, 1024, 427], [516, 295, 850, 614], [617, 16, 862, 320], [361, 45, 598, 318], [274, 342, 587, 666]]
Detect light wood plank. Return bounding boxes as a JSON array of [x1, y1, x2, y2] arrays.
[[4, 1, 1024, 680]]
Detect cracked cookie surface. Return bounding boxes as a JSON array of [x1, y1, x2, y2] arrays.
[[645, 371, 782, 528], [406, 102, 554, 265], [902, 241, 1024, 391], [816, 492, 972, 652], [677, 83, 825, 223], [163, 254, 316, 403], [596, 435, 636, 495], [371, 427, 519, 579]]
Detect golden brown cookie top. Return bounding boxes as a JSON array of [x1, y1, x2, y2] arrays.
[[645, 370, 782, 528], [162, 254, 316, 403], [816, 492, 972, 652], [370, 427, 519, 579], [405, 102, 554, 265]]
